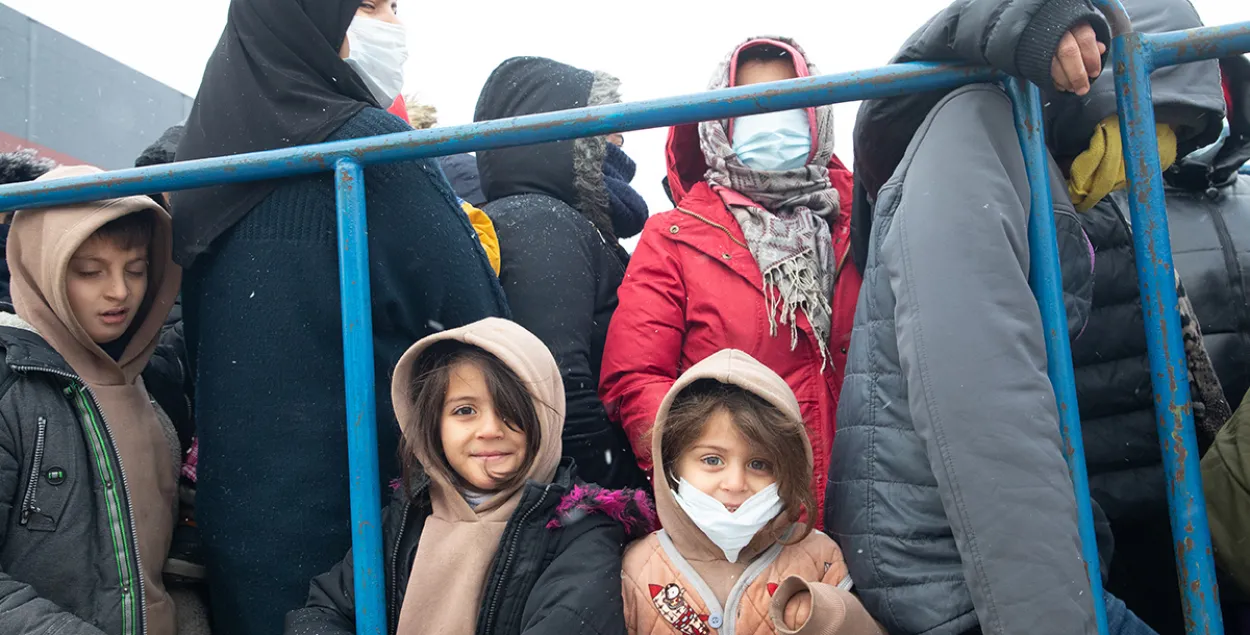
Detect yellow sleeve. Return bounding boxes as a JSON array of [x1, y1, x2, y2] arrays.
[[462, 201, 501, 275]]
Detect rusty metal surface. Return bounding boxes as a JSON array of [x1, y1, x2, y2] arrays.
[[1112, 31, 1225, 635], [1148, 22, 1250, 67]]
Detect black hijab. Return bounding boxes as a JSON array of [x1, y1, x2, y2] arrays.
[[172, 0, 378, 267]]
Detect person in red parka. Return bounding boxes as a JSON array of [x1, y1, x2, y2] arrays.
[[599, 36, 860, 524]]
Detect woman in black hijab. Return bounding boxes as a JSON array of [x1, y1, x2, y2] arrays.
[[173, 2, 508, 634]]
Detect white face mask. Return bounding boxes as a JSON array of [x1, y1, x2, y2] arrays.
[[672, 478, 783, 563], [731, 109, 812, 172], [344, 16, 408, 106]]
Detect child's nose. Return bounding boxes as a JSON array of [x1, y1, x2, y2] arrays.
[[476, 416, 506, 438], [105, 272, 129, 300], [721, 466, 748, 492]]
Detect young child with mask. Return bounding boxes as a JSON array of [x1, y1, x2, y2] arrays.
[[0, 165, 183, 635], [286, 318, 654, 635], [621, 349, 881, 635]]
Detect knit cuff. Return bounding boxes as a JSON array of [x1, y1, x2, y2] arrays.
[[1014, 0, 1112, 89], [768, 577, 841, 635]]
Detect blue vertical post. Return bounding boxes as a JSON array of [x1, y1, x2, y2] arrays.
[[1007, 77, 1111, 635], [1109, 28, 1224, 635], [334, 158, 387, 635]]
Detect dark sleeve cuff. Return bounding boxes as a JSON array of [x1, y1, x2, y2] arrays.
[[1014, 0, 1112, 88]]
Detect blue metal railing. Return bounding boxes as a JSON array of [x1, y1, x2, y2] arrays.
[[0, 6, 1246, 634], [1007, 76, 1110, 634]]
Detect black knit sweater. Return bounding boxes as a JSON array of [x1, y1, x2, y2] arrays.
[[183, 107, 509, 635]]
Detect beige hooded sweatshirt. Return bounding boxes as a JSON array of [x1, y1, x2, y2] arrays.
[[391, 317, 565, 635], [621, 350, 881, 635], [8, 166, 183, 635]]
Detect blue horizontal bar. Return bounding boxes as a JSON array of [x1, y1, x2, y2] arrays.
[[1241, 165, 1250, 176], [0, 61, 1001, 212], [1146, 22, 1250, 68]]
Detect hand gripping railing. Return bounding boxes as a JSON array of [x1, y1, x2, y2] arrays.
[[0, 6, 1247, 633]]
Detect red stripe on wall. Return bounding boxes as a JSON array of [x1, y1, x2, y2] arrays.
[[0, 130, 85, 167]]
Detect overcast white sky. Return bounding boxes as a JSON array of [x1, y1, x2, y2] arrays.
[[5, 0, 1246, 220]]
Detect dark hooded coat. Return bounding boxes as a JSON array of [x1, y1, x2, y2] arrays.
[[475, 57, 646, 490]]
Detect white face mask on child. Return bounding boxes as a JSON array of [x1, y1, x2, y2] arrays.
[[673, 478, 783, 563], [344, 16, 408, 106]]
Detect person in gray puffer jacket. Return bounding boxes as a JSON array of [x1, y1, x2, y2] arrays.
[[826, 0, 1224, 633]]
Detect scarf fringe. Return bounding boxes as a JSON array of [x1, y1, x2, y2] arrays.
[[763, 256, 833, 371]]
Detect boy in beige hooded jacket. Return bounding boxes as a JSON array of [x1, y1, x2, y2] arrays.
[[0, 165, 182, 635]]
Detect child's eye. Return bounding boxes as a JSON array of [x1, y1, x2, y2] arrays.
[[452, 405, 476, 416], [125, 269, 147, 278], [749, 459, 772, 473], [700, 455, 724, 467], [75, 270, 103, 278]]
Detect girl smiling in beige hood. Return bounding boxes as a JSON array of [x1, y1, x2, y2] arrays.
[[288, 318, 655, 635]]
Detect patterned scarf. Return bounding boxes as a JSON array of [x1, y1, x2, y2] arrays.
[[698, 36, 840, 366]]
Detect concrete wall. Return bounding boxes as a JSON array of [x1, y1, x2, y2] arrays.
[[0, 2, 194, 168]]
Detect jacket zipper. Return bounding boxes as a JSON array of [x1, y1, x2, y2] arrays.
[[676, 206, 750, 249], [387, 497, 415, 635], [480, 484, 552, 635], [13, 364, 147, 635], [19, 416, 48, 525]]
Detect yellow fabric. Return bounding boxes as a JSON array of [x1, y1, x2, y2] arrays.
[[462, 202, 501, 275], [1067, 116, 1178, 212]]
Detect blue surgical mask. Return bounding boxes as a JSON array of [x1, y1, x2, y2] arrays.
[[731, 109, 812, 171]]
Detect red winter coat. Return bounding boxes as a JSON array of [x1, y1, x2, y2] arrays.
[[599, 122, 861, 524]]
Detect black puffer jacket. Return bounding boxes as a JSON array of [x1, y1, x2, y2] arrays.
[[1165, 54, 1250, 407], [284, 462, 653, 635], [475, 57, 646, 490], [1062, 0, 1225, 521], [0, 317, 181, 635]]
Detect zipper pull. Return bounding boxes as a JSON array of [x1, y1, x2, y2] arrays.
[[20, 504, 40, 525]]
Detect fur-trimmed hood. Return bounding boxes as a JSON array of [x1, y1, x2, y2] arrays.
[[473, 56, 622, 241], [546, 482, 657, 541]]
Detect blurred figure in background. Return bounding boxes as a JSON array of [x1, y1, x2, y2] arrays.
[[475, 56, 648, 489]]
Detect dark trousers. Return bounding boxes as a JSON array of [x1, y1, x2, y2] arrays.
[[1106, 513, 1184, 634]]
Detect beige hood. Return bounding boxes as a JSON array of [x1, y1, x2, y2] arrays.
[[391, 318, 565, 635], [391, 316, 565, 502], [8, 165, 180, 384], [653, 349, 813, 565], [8, 165, 182, 635]]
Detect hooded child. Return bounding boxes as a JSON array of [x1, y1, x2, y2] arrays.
[[622, 349, 882, 635], [0, 165, 182, 635], [286, 318, 654, 635]]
